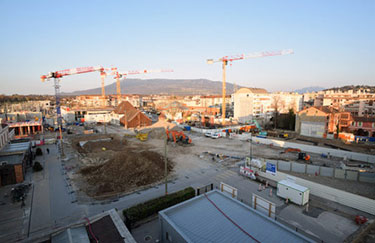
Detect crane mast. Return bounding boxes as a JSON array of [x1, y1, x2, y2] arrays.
[[41, 66, 104, 157], [207, 49, 294, 125], [111, 68, 173, 104]]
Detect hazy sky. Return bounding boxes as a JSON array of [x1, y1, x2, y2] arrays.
[[0, 0, 374, 95]]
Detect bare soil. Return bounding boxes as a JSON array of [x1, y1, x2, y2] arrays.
[[70, 135, 173, 198]]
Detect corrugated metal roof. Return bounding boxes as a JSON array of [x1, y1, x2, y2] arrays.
[[278, 180, 309, 192], [0, 142, 30, 154], [160, 190, 313, 243]]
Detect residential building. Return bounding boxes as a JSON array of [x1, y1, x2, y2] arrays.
[[350, 116, 375, 137], [0, 141, 31, 186], [0, 124, 14, 150], [233, 88, 302, 123], [271, 92, 303, 113], [159, 190, 313, 243], [295, 106, 339, 138], [233, 87, 270, 123], [114, 101, 152, 128], [37, 209, 136, 243]]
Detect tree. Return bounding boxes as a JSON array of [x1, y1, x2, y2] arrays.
[[287, 109, 296, 130], [271, 95, 285, 129]]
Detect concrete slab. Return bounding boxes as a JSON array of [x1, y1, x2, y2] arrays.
[[278, 204, 358, 243]]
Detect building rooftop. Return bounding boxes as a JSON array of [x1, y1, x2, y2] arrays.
[[0, 141, 30, 155], [236, 87, 268, 94], [51, 209, 135, 243], [159, 190, 313, 243], [0, 153, 24, 165], [278, 179, 309, 192]]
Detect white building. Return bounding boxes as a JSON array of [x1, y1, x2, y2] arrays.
[[0, 124, 14, 150], [233, 88, 303, 124], [233, 87, 271, 123], [271, 92, 303, 114]]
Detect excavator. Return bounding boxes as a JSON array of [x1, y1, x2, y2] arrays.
[[281, 148, 311, 162], [166, 129, 192, 145]]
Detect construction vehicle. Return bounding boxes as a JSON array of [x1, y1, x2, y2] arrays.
[[166, 130, 192, 145], [298, 152, 311, 161], [207, 49, 294, 125], [253, 120, 267, 137], [282, 148, 301, 154], [136, 132, 149, 142], [239, 125, 256, 133], [281, 148, 311, 162]]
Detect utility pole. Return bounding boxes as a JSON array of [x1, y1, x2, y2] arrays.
[[164, 132, 168, 195], [250, 133, 253, 161], [221, 60, 227, 125]]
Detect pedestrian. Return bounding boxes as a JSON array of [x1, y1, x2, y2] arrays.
[[47, 148, 50, 154]]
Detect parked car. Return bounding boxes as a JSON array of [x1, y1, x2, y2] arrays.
[[211, 133, 221, 139], [205, 132, 212, 138]]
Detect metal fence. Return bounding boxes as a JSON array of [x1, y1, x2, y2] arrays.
[[271, 160, 375, 184]]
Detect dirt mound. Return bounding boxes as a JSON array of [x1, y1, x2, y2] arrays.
[[148, 120, 181, 131], [140, 120, 182, 139], [79, 147, 173, 197]]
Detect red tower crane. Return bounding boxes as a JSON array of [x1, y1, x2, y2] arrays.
[[109, 68, 173, 102], [207, 49, 294, 125], [41, 65, 104, 156]]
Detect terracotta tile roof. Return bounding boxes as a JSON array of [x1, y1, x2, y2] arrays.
[[114, 101, 137, 114]]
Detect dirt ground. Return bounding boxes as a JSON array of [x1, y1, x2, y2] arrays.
[[68, 134, 173, 198], [62, 126, 374, 201]]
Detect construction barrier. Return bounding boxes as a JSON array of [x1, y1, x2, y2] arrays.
[[248, 136, 375, 163], [258, 170, 375, 215], [252, 193, 276, 219], [220, 182, 238, 199]]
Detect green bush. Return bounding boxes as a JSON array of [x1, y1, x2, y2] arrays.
[[123, 187, 195, 226], [33, 161, 43, 172]]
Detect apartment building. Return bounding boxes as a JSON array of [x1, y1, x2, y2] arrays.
[[233, 88, 302, 123], [271, 92, 303, 113], [295, 106, 339, 138]]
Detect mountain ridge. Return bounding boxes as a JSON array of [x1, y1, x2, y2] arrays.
[[61, 78, 241, 96]]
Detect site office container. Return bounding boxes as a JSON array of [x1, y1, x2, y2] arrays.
[[277, 179, 309, 206]]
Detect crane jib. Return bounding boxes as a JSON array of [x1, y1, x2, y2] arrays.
[[55, 66, 102, 77]]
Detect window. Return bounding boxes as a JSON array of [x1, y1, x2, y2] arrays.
[[359, 122, 362, 127]]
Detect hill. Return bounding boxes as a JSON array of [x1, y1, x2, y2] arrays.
[[294, 86, 325, 94], [61, 79, 241, 96]]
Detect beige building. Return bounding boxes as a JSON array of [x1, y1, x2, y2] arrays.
[[233, 87, 271, 123], [295, 106, 339, 138], [233, 88, 303, 123], [271, 92, 303, 114]]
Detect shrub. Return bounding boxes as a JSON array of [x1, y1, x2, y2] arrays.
[[33, 161, 43, 172], [35, 148, 43, 156], [123, 187, 195, 227]]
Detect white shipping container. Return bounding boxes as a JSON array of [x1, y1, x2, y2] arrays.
[[277, 179, 309, 205]]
